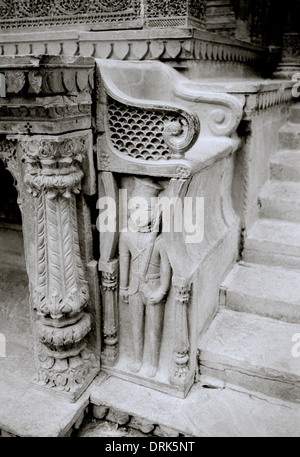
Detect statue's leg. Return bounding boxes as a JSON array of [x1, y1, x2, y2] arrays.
[[128, 292, 144, 373], [146, 302, 165, 378]]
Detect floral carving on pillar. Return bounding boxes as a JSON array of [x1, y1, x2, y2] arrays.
[[19, 132, 98, 400], [101, 259, 119, 366], [170, 281, 191, 386]]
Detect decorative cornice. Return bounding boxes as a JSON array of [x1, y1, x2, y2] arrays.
[[0, 56, 94, 96], [0, 56, 93, 134], [0, 29, 263, 65]]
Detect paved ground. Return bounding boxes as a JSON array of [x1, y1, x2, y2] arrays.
[[0, 258, 89, 437]]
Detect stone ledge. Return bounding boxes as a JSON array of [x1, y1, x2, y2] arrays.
[[199, 309, 300, 402], [89, 375, 300, 437], [0, 355, 90, 437], [221, 262, 300, 323], [0, 28, 263, 67]]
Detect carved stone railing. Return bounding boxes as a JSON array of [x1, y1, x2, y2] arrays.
[[96, 59, 243, 397], [0, 56, 100, 402]]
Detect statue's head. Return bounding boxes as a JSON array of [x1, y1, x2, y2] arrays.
[[129, 177, 162, 230]]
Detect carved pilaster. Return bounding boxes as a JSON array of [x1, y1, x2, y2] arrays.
[[274, 33, 300, 79], [19, 131, 98, 401], [170, 280, 191, 387], [100, 259, 119, 367], [205, 0, 236, 36], [273, 0, 300, 78]]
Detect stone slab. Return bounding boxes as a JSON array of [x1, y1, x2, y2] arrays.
[[279, 123, 300, 149], [221, 262, 300, 323], [259, 180, 300, 222], [270, 150, 300, 182], [90, 375, 300, 437], [244, 218, 300, 269], [289, 104, 300, 124], [199, 309, 300, 402]]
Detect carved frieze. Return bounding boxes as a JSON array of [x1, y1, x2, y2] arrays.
[[0, 57, 94, 96], [145, 0, 207, 27], [0, 56, 94, 135], [282, 33, 300, 62], [0, 0, 141, 29]]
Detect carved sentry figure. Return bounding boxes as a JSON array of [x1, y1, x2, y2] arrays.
[[119, 177, 172, 378]]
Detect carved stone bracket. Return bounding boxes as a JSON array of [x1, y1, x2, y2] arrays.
[[14, 131, 98, 401]]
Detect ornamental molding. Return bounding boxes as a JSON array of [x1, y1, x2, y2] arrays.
[[0, 0, 141, 29]]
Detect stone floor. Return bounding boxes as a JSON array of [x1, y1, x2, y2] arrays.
[[0, 254, 89, 437]]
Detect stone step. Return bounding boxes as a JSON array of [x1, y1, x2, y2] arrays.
[[243, 219, 300, 269], [259, 180, 300, 222], [270, 150, 300, 182], [289, 104, 300, 124], [198, 309, 300, 402], [279, 123, 300, 149], [220, 262, 300, 323], [89, 374, 300, 437]]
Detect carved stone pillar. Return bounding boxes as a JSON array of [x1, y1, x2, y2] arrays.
[[274, 33, 300, 79], [14, 132, 99, 400], [100, 259, 119, 367], [274, 0, 300, 78], [170, 280, 191, 389], [205, 0, 236, 36], [0, 56, 99, 403]]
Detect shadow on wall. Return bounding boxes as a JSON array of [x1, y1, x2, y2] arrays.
[[0, 159, 21, 225]]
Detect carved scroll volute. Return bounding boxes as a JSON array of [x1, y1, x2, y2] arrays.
[[170, 279, 191, 387], [19, 132, 98, 400]]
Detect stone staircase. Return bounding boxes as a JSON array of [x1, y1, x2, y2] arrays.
[[199, 104, 300, 403]]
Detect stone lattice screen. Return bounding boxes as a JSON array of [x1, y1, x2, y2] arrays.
[[0, 0, 206, 30]]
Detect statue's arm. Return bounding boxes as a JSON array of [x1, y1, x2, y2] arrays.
[[148, 239, 172, 305], [159, 245, 172, 298]]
